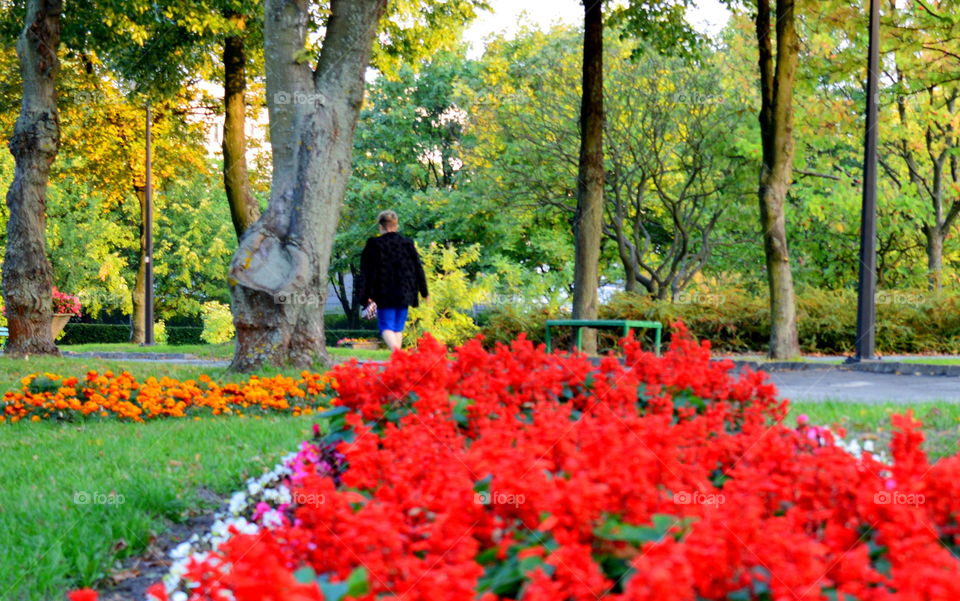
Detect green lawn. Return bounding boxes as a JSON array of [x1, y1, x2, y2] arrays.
[[787, 401, 960, 459], [898, 357, 960, 365], [0, 416, 316, 601], [0, 345, 392, 394]]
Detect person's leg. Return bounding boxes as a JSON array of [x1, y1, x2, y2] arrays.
[[377, 307, 394, 351], [382, 329, 399, 351], [378, 307, 405, 351], [393, 307, 409, 350]]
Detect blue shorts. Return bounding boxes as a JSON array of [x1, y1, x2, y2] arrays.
[[377, 306, 408, 333]]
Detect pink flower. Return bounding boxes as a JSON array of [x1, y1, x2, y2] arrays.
[[251, 501, 272, 522]]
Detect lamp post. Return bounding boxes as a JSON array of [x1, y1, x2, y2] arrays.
[[852, 0, 880, 361], [144, 104, 155, 346]]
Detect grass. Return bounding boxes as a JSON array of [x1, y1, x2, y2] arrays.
[[0, 415, 317, 601], [327, 346, 392, 361], [0, 345, 393, 394], [787, 401, 960, 459], [898, 357, 960, 365]]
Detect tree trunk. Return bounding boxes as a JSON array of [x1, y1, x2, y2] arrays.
[[755, 0, 801, 359], [2, 0, 62, 357], [223, 14, 259, 239], [572, 0, 604, 354], [924, 224, 944, 291], [130, 186, 146, 343], [228, 0, 387, 371]]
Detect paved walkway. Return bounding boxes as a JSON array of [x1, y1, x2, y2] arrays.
[[761, 369, 960, 403]]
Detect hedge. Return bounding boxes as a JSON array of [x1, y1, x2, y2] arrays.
[[478, 288, 960, 355], [326, 329, 380, 347], [59, 324, 204, 345], [59, 324, 129, 345], [167, 326, 204, 345]]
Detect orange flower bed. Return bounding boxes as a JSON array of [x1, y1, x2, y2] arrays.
[[0, 370, 337, 423]]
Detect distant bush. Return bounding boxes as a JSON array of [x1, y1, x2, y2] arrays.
[[60, 324, 129, 345], [407, 243, 494, 347], [167, 326, 204, 345], [155, 320, 169, 345], [480, 287, 960, 355], [200, 301, 235, 344]]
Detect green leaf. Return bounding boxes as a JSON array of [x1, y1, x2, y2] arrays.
[[346, 566, 370, 597]]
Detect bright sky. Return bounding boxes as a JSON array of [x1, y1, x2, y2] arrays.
[[463, 0, 731, 57]]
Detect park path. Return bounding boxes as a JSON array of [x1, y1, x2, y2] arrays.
[[761, 369, 960, 403]]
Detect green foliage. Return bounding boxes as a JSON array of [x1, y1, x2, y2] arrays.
[[407, 243, 493, 347], [167, 326, 205, 346], [200, 301, 235, 344], [477, 305, 565, 348], [479, 286, 960, 355], [60, 324, 131, 345], [155, 319, 169, 345]]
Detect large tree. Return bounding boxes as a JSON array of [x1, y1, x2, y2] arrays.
[[3, 0, 62, 356], [712, 0, 804, 357], [477, 28, 742, 300], [882, 0, 960, 291], [572, 0, 605, 353], [572, 0, 699, 352], [755, 0, 802, 357], [227, 0, 388, 370]]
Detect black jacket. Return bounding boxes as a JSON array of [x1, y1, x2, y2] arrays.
[[359, 232, 428, 308]]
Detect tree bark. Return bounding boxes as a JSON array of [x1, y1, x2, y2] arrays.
[[228, 0, 387, 371], [2, 0, 62, 357], [223, 13, 260, 239], [571, 0, 605, 354], [130, 186, 146, 343], [924, 224, 944, 291], [755, 0, 801, 359]]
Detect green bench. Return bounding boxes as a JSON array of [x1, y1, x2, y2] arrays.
[[545, 319, 662, 356]]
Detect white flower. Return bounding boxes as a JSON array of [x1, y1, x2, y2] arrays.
[[228, 491, 247, 515], [261, 509, 284, 529], [170, 542, 193, 560]]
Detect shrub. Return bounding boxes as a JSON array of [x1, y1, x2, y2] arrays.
[[406, 243, 494, 347], [155, 320, 168, 345], [479, 287, 960, 355], [200, 301, 235, 344], [167, 326, 204, 345], [59, 324, 129, 345]]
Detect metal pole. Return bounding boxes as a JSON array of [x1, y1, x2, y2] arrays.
[[144, 104, 155, 346], [853, 0, 880, 361]]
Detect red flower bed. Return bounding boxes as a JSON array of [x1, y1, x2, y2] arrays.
[[161, 327, 960, 600]]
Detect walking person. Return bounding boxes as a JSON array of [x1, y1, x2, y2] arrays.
[[359, 210, 429, 351]]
